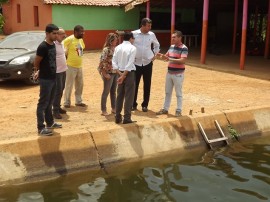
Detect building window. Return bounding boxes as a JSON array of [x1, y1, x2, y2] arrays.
[[17, 4, 21, 23], [34, 6, 39, 27]]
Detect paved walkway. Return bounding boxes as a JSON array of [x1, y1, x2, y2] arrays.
[[186, 47, 270, 80]]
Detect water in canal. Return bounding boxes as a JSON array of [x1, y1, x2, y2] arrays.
[[0, 135, 269, 202]]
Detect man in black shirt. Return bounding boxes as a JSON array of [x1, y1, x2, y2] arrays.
[[34, 24, 62, 136]]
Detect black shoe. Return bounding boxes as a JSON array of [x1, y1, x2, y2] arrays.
[[53, 113, 62, 119], [131, 106, 137, 111], [123, 119, 137, 124], [47, 122, 62, 129], [59, 108, 67, 114], [75, 103, 87, 107], [64, 104, 70, 108], [115, 116, 122, 124], [175, 111, 182, 117], [156, 109, 168, 115], [142, 107, 148, 112], [38, 128, 53, 136]]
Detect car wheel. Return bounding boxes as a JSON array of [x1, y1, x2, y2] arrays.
[[24, 66, 39, 85]]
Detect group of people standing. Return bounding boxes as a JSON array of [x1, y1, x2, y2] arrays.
[[99, 18, 188, 125], [35, 24, 86, 136], [98, 18, 160, 124], [35, 17, 188, 136]]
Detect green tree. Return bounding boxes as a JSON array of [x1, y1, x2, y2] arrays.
[[0, 0, 8, 33], [0, 0, 8, 4], [0, 14, 4, 33]]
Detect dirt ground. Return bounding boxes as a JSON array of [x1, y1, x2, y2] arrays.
[[0, 51, 270, 141]]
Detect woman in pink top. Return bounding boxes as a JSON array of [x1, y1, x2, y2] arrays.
[[98, 33, 119, 116]]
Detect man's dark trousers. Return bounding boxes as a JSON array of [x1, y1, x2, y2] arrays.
[[116, 71, 135, 121], [133, 62, 153, 108], [37, 78, 56, 130], [53, 72, 66, 113]]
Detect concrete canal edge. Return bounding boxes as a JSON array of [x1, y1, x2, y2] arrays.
[[0, 106, 270, 184]]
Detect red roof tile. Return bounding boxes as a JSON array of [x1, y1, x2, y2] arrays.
[[43, 0, 133, 6]]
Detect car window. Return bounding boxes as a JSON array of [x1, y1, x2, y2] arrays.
[[0, 32, 45, 50]]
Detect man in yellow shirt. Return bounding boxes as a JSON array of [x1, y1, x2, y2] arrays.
[[63, 25, 86, 108]]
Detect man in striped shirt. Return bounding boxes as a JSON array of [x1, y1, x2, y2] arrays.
[[156, 30, 188, 117]]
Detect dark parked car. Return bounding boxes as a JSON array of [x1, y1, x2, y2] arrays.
[[0, 31, 45, 85]]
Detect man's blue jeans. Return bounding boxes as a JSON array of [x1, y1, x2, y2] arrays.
[[163, 72, 184, 112], [37, 78, 56, 130]]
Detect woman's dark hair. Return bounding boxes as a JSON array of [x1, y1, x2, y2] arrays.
[[103, 33, 118, 48]]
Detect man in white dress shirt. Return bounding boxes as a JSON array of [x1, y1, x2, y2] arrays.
[[112, 32, 137, 124], [132, 18, 160, 112]]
